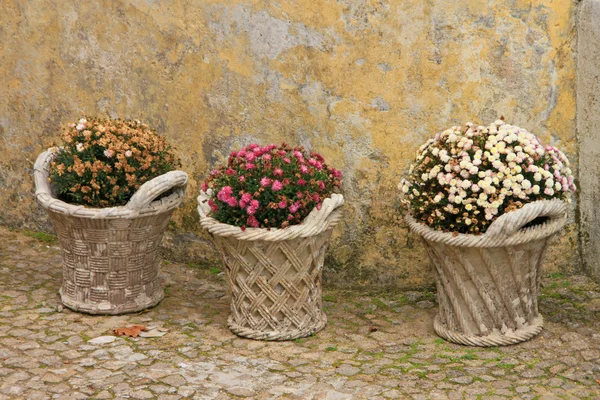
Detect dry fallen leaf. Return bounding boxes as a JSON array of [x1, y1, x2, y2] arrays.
[[368, 325, 378, 333], [113, 325, 147, 338]]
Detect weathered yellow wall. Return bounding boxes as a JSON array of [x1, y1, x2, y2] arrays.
[[0, 0, 579, 289]]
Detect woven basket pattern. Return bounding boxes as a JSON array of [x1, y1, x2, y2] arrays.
[[34, 149, 187, 315], [51, 212, 172, 314], [407, 200, 567, 347], [198, 191, 344, 341], [215, 231, 333, 340], [425, 239, 547, 346]]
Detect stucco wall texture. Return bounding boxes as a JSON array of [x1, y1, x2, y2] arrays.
[[0, 0, 579, 290]]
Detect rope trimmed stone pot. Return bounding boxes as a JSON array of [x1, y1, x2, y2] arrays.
[[198, 191, 344, 341], [406, 199, 567, 347], [34, 149, 188, 315]]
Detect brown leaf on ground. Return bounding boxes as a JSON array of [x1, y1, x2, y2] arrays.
[[369, 325, 378, 332], [113, 325, 147, 338]]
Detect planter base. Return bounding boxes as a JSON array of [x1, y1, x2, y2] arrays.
[[59, 288, 164, 315], [228, 314, 327, 341], [434, 315, 544, 347]]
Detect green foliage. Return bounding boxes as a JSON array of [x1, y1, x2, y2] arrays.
[[48, 117, 180, 207], [400, 120, 575, 234], [202, 143, 342, 229]]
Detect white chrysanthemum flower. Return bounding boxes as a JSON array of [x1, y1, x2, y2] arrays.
[[125, 150, 132, 157], [522, 180, 532, 190], [76, 143, 84, 152], [465, 204, 473, 211], [545, 179, 554, 188], [534, 172, 542, 181]]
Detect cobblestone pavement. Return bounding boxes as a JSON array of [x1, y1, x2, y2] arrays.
[[1, 227, 600, 400]]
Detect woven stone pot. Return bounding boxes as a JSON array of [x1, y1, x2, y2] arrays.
[[198, 191, 344, 341], [34, 149, 188, 315], [406, 200, 567, 347]]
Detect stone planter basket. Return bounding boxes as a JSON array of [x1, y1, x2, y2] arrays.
[[34, 148, 188, 315], [406, 199, 567, 347], [198, 190, 344, 341]]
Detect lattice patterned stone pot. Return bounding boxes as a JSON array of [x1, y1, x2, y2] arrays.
[[406, 200, 567, 347], [34, 149, 188, 315], [198, 191, 344, 341]]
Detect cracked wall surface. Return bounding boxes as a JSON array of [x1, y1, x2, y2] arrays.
[[0, 0, 579, 289]]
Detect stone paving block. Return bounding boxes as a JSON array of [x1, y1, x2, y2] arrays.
[[0, 227, 599, 398]]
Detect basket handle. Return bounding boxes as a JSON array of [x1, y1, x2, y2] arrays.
[[197, 190, 344, 234], [485, 199, 567, 237], [125, 171, 188, 211], [34, 148, 59, 205], [197, 190, 212, 219]]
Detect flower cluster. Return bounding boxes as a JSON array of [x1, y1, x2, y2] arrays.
[[48, 117, 180, 207], [202, 143, 342, 229], [400, 120, 576, 235]]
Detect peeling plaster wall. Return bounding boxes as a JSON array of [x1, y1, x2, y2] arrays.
[[0, 0, 579, 289]]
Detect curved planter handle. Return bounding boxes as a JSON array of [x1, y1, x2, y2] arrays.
[[485, 199, 567, 238], [34, 148, 188, 216], [126, 171, 188, 211], [34, 148, 59, 206], [406, 199, 567, 248], [197, 190, 344, 241]]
